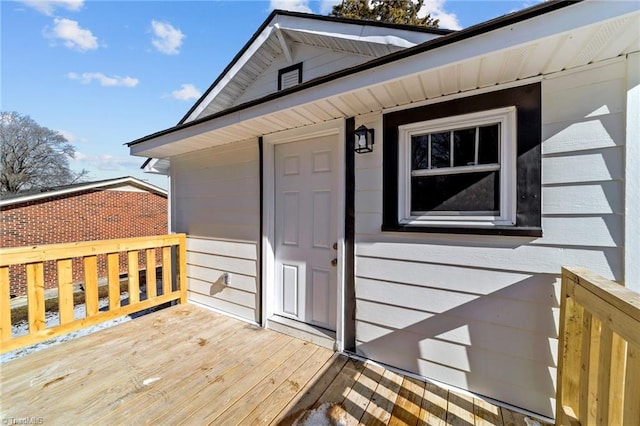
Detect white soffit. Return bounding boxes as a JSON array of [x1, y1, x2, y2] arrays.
[[130, 1, 640, 159]]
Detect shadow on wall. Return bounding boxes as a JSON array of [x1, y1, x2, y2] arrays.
[[354, 273, 559, 418]]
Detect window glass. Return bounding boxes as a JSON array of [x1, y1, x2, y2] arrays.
[[453, 128, 476, 167], [411, 171, 500, 212], [430, 132, 450, 168], [411, 135, 429, 170], [399, 107, 514, 223], [478, 124, 500, 164]]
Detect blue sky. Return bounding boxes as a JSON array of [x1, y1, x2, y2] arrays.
[[1, 0, 539, 189]]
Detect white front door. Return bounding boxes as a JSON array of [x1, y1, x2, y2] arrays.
[[274, 135, 339, 331]]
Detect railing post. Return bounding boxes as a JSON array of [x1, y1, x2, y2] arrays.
[[557, 267, 640, 426], [0, 266, 11, 342], [556, 268, 583, 426], [178, 234, 187, 304]]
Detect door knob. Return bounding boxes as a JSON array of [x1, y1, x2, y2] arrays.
[[331, 258, 338, 266]]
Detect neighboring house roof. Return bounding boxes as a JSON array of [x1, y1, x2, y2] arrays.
[[0, 176, 167, 208], [128, 0, 640, 158]]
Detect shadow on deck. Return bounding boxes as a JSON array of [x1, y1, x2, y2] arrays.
[[0, 304, 547, 425]]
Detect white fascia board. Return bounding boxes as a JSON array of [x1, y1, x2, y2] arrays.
[[359, 25, 443, 45], [276, 14, 440, 47], [283, 26, 419, 49], [143, 158, 171, 175], [183, 24, 276, 123], [130, 1, 639, 158]]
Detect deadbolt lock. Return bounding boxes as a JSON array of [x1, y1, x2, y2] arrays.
[[332, 242, 338, 250]]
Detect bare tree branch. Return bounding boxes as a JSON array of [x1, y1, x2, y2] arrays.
[[0, 111, 89, 194]]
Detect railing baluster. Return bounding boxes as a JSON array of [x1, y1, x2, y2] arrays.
[[609, 333, 627, 426], [585, 315, 602, 425], [146, 249, 157, 299], [26, 263, 45, 332], [596, 324, 613, 426], [178, 234, 187, 304], [127, 251, 140, 304], [84, 256, 99, 317], [0, 266, 11, 342], [107, 253, 121, 310], [623, 342, 640, 426], [57, 259, 74, 324], [162, 246, 172, 296]]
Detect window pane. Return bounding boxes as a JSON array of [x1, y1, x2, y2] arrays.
[[411, 171, 500, 213], [453, 128, 476, 167], [478, 124, 499, 164], [411, 135, 429, 170], [430, 132, 450, 168]]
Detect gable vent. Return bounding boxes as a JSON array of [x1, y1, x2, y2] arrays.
[[278, 63, 302, 91]]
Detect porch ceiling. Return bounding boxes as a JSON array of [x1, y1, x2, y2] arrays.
[[129, 1, 639, 159]]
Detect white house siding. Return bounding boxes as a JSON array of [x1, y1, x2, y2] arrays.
[[236, 44, 376, 106], [352, 59, 627, 418], [171, 140, 260, 323]]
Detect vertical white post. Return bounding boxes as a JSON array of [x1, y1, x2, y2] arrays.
[[625, 52, 640, 292]]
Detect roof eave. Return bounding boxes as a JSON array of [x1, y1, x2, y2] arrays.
[[128, 0, 581, 152], [177, 9, 454, 125]]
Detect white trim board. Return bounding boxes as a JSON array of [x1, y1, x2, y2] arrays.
[[261, 119, 347, 351]]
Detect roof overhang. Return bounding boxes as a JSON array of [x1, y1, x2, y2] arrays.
[[129, 0, 640, 159], [182, 10, 450, 121], [142, 158, 171, 175]]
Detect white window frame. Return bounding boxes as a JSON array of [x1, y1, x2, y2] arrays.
[[398, 106, 517, 227]]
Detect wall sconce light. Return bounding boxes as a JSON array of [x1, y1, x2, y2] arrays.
[[354, 125, 374, 153]]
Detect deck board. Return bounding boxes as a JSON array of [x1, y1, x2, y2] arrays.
[[0, 304, 551, 425]]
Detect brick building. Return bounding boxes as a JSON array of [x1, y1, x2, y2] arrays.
[[0, 176, 168, 297]]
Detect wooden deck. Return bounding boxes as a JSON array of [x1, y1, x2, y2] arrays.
[[1, 304, 547, 425]]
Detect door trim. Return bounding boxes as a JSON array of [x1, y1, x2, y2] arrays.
[[261, 119, 346, 351]]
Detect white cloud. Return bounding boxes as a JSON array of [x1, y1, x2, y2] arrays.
[[171, 84, 201, 101], [151, 20, 185, 55], [20, 0, 83, 16], [269, 0, 312, 13], [420, 0, 462, 30], [68, 72, 139, 87], [319, 0, 341, 14], [47, 18, 98, 51], [57, 129, 76, 142], [73, 152, 142, 171]]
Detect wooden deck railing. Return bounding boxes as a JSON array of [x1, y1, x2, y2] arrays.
[[0, 234, 187, 354], [556, 267, 640, 426]]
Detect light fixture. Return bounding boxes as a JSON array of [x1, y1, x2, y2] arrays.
[[354, 125, 374, 153]]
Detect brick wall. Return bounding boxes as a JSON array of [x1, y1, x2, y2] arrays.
[[1, 189, 168, 297]]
